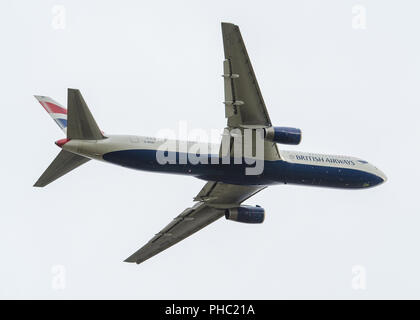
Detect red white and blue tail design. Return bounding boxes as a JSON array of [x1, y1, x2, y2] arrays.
[[34, 95, 67, 133]]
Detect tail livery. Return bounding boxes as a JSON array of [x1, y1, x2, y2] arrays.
[[34, 95, 68, 133]]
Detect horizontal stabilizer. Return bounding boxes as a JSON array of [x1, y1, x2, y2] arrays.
[[34, 150, 90, 187], [67, 89, 104, 140]]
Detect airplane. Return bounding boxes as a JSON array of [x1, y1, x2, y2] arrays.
[[34, 22, 387, 264]]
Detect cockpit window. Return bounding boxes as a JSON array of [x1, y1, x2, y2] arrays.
[[357, 160, 369, 164]]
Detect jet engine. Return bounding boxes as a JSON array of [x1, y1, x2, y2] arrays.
[[225, 205, 265, 224], [264, 126, 302, 145]]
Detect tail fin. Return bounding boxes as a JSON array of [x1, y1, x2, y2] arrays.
[[34, 150, 90, 187], [34, 95, 68, 133], [34, 88, 104, 187], [35, 89, 105, 140]]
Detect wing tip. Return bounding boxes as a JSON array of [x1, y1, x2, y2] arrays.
[[33, 178, 45, 188], [221, 22, 239, 30], [124, 258, 142, 264]]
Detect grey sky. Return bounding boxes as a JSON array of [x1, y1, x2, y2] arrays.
[[0, 0, 419, 299]]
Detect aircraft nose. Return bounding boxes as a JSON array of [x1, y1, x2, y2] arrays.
[[367, 167, 387, 187], [364, 171, 386, 188], [376, 168, 387, 184]]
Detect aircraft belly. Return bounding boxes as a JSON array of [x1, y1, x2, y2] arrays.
[[101, 149, 380, 188]]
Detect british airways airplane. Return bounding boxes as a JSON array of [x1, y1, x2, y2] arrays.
[[34, 23, 386, 264]]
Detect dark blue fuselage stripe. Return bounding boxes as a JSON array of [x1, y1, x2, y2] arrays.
[[102, 149, 383, 189]]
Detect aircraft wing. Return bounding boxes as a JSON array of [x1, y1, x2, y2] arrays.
[[221, 22, 280, 160], [124, 182, 266, 264], [222, 22, 271, 128], [125, 23, 271, 264]]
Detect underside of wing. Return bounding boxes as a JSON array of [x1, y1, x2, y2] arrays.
[[124, 202, 224, 264], [194, 181, 266, 208], [125, 182, 266, 264], [221, 23, 281, 161], [222, 22, 271, 128]]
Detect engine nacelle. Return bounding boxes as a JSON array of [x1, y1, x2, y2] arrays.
[[225, 205, 265, 224], [264, 126, 302, 145]]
